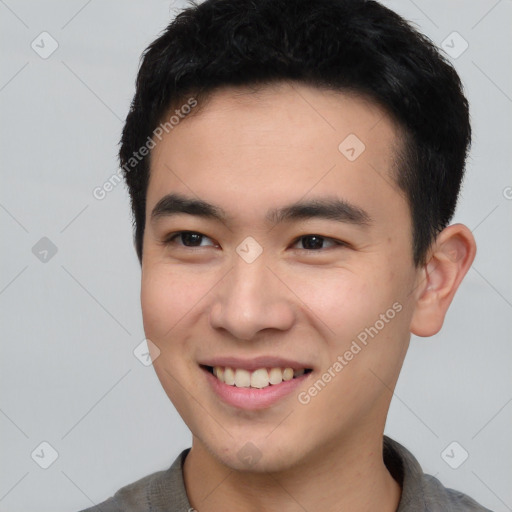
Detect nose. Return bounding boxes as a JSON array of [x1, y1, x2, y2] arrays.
[[209, 257, 296, 341]]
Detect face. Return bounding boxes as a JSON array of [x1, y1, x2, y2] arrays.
[[141, 82, 422, 472]]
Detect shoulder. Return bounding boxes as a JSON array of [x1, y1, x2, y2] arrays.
[[76, 469, 167, 512], [384, 436, 494, 512], [421, 473, 494, 511], [76, 449, 191, 512]]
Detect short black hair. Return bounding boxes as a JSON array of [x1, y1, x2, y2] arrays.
[[120, 0, 471, 266]]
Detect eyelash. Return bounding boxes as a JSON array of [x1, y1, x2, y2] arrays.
[[162, 231, 348, 251]]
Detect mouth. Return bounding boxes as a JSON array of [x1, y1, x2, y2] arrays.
[[200, 364, 313, 389]]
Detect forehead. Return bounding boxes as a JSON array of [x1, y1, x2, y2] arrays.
[[146, 82, 406, 228]]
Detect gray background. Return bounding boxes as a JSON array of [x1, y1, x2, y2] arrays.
[[1, 0, 511, 510]]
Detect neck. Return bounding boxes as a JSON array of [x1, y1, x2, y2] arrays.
[[183, 432, 401, 512]]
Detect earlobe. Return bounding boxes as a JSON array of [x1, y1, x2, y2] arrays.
[[410, 224, 476, 337]]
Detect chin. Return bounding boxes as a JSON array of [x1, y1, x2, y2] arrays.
[[203, 435, 306, 474]]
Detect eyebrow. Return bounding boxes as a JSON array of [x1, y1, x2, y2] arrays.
[[150, 192, 372, 227]]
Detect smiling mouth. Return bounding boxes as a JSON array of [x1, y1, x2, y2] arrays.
[[201, 365, 313, 389]]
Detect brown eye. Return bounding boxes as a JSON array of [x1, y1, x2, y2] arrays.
[[292, 235, 341, 250], [165, 231, 216, 247]]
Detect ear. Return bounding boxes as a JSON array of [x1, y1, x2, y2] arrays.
[[410, 223, 476, 337]]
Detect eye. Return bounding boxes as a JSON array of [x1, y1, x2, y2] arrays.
[[291, 234, 345, 251], [163, 231, 217, 248], [162, 232, 347, 251]]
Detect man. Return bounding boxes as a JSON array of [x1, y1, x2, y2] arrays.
[[80, 0, 491, 510]]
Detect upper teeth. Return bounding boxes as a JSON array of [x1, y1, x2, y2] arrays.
[[213, 366, 306, 389]]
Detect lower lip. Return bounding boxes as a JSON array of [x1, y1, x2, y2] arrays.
[[202, 367, 311, 410]]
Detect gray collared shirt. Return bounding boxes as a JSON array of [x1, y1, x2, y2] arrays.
[[78, 436, 493, 511]]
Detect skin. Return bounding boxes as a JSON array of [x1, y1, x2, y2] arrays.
[[140, 82, 476, 511]]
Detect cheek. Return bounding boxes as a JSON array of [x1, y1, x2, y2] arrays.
[[289, 264, 411, 369], [141, 267, 170, 339], [288, 269, 387, 340], [140, 264, 207, 342]]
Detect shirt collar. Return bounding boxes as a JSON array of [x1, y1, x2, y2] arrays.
[[158, 436, 431, 511]]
